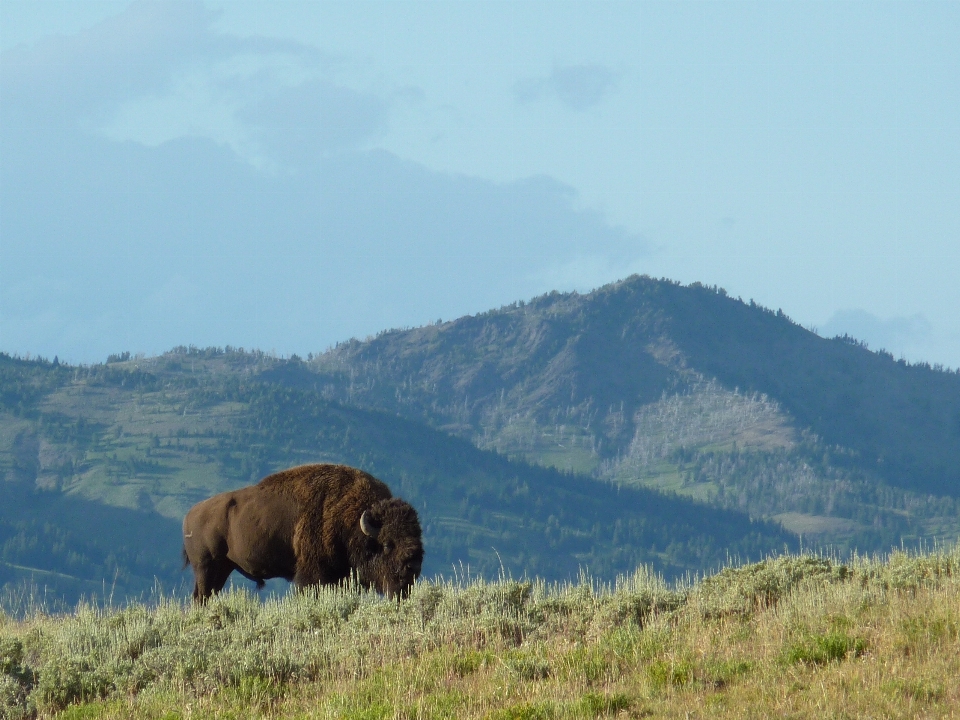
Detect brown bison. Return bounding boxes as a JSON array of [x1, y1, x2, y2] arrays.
[[182, 464, 423, 601]]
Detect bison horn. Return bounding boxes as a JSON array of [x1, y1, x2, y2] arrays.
[[360, 510, 381, 539]]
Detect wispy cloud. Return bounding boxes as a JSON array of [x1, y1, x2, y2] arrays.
[[239, 79, 388, 165], [1, 0, 370, 168], [514, 64, 619, 111], [3, 1, 221, 127]]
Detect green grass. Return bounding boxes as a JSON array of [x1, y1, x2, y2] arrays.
[[2, 547, 960, 718]]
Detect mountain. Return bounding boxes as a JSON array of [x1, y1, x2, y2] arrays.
[[304, 275, 960, 548], [0, 349, 791, 605], [4, 274, 958, 605]]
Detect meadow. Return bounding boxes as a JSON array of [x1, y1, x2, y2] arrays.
[[2, 547, 959, 719]]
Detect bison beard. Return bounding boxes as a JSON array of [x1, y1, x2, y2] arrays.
[[182, 464, 424, 601]]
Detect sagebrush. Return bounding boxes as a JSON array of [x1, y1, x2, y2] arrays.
[[2, 547, 959, 718]]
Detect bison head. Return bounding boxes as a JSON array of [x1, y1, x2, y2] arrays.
[[358, 498, 424, 598]]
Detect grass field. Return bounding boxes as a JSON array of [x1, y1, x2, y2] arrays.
[[2, 547, 959, 719]]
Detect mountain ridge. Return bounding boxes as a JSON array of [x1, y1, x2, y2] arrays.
[[309, 275, 960, 498], [3, 274, 959, 604]]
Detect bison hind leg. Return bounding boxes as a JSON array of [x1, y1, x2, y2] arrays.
[[191, 558, 235, 602]]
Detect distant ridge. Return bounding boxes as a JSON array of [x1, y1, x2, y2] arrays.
[[0, 341, 793, 604], [311, 275, 960, 499]]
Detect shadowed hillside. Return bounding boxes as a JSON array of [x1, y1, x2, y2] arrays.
[[0, 480, 184, 608], [648, 280, 960, 497]]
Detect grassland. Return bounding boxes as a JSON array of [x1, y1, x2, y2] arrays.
[[3, 548, 959, 719]]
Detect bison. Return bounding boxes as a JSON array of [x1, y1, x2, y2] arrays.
[[182, 464, 423, 601]]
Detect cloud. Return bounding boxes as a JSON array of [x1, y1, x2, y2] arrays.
[[1, 1, 219, 129], [0, 129, 649, 361], [0, 0, 356, 167], [239, 79, 389, 165], [0, 4, 648, 362], [820, 309, 933, 355], [515, 64, 619, 111]]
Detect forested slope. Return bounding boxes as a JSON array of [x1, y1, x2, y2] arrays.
[[307, 276, 960, 550], [650, 280, 960, 497], [311, 276, 960, 496], [0, 351, 792, 605]]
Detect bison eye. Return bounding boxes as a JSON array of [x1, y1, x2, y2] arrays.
[[383, 541, 394, 553]]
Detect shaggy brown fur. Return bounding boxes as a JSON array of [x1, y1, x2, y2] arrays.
[[182, 464, 423, 601]]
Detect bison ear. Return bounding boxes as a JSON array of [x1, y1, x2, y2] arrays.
[[360, 510, 382, 539]]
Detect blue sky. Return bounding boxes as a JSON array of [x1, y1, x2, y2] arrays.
[[2, 1, 958, 367]]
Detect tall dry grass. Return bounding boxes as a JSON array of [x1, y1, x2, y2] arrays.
[[2, 548, 959, 718]]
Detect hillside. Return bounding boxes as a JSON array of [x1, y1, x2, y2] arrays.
[[307, 276, 960, 549], [0, 351, 791, 605]]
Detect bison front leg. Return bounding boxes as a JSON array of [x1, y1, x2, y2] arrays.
[[192, 558, 235, 602]]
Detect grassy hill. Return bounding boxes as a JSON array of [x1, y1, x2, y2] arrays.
[[1, 548, 957, 718], [0, 351, 792, 605]]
